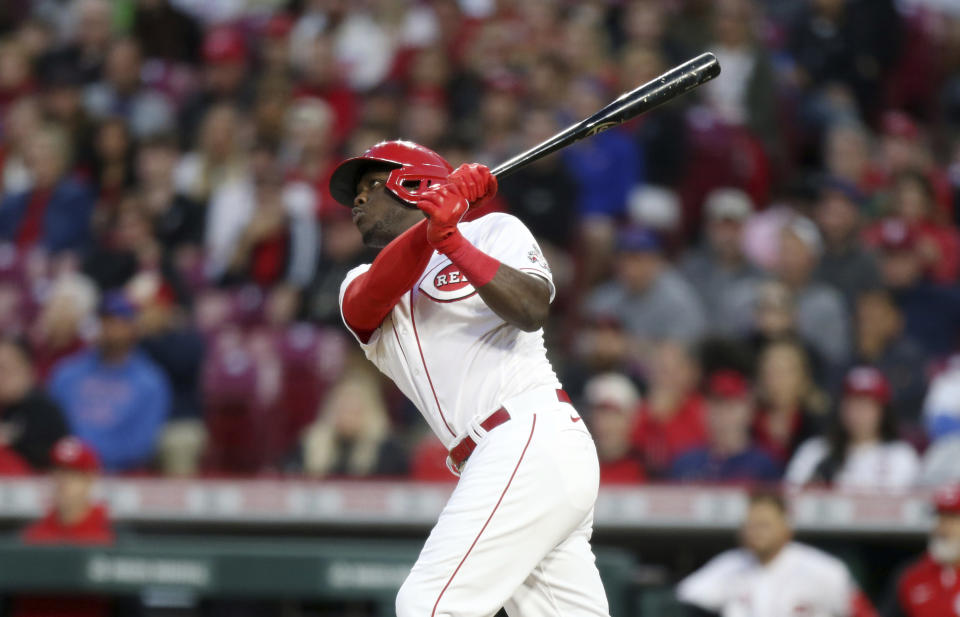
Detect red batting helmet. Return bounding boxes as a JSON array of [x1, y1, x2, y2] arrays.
[[329, 140, 453, 208]]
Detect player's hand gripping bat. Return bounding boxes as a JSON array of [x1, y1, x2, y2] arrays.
[[490, 52, 721, 179]]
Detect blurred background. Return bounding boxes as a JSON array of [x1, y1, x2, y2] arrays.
[[0, 0, 959, 615]]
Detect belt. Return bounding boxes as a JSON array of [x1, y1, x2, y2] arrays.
[[448, 389, 571, 473]]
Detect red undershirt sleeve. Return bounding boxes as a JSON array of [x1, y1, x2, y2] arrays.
[[341, 220, 434, 342]]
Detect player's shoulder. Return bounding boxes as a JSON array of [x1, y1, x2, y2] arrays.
[[339, 263, 372, 296], [698, 548, 756, 575], [783, 542, 850, 576]]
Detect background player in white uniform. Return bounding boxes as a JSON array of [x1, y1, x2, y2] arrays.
[[330, 140, 610, 617], [676, 491, 877, 617]]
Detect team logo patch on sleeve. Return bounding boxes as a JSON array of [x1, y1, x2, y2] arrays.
[[527, 246, 550, 271], [419, 261, 477, 302]]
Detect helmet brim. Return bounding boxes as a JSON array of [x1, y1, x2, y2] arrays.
[[329, 157, 402, 207]]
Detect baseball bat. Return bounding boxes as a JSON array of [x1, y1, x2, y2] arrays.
[[490, 52, 721, 179]]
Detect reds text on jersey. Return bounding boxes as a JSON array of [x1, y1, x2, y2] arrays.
[[339, 212, 558, 447]]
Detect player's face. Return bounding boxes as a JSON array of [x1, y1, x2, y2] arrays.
[[930, 514, 960, 565], [740, 502, 791, 563], [352, 169, 425, 248]]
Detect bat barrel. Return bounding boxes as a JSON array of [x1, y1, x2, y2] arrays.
[[491, 52, 720, 179]]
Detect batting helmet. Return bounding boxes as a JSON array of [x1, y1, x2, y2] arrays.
[[329, 140, 453, 208]]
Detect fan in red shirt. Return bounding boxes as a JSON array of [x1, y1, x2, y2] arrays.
[[890, 486, 960, 617], [14, 437, 113, 617], [631, 341, 707, 477], [584, 373, 646, 484]]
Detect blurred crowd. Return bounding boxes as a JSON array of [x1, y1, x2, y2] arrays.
[[0, 0, 959, 486]]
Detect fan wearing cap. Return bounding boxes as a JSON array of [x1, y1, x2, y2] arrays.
[[886, 487, 960, 617], [873, 217, 960, 359], [680, 188, 763, 332], [22, 436, 112, 544], [48, 291, 171, 472], [585, 227, 706, 345], [669, 370, 781, 484], [785, 366, 919, 490], [583, 373, 646, 484], [333, 141, 612, 616]]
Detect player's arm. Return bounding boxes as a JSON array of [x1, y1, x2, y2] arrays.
[[473, 263, 550, 332], [341, 219, 433, 341], [418, 166, 549, 332]]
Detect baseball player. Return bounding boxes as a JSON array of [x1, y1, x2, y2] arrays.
[[330, 140, 609, 617], [676, 491, 877, 617], [886, 486, 960, 617]]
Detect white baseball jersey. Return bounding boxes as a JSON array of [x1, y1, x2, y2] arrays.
[[677, 542, 858, 617], [339, 212, 560, 448], [785, 437, 920, 490]]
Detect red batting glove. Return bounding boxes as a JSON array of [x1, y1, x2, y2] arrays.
[[416, 184, 469, 253], [447, 163, 497, 210]]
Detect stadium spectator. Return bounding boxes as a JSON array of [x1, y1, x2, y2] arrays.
[[282, 97, 337, 218], [670, 370, 780, 484], [0, 96, 41, 196], [0, 337, 69, 470], [885, 486, 960, 617], [300, 371, 408, 477], [813, 178, 881, 307], [130, 272, 206, 476], [0, 123, 95, 254], [28, 272, 99, 379], [631, 341, 706, 477], [131, 0, 203, 66], [498, 107, 578, 251], [211, 143, 317, 288], [785, 366, 920, 490], [136, 132, 205, 256], [922, 354, 960, 442], [853, 289, 929, 429], [15, 436, 113, 617], [585, 227, 706, 348], [87, 116, 136, 232], [38, 0, 113, 84], [753, 339, 828, 464], [680, 188, 762, 334], [82, 37, 174, 138], [174, 102, 247, 208], [875, 218, 960, 358], [775, 216, 851, 370], [677, 490, 878, 617], [178, 26, 253, 141], [583, 372, 645, 484], [788, 0, 901, 121], [702, 0, 779, 156], [561, 78, 642, 220], [48, 291, 171, 472], [883, 171, 960, 284]]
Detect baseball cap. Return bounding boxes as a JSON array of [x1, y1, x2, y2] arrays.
[[877, 218, 917, 252], [51, 437, 100, 473], [617, 227, 661, 253], [628, 185, 681, 231], [706, 370, 750, 399], [99, 291, 138, 320], [934, 485, 960, 515], [843, 366, 891, 404], [882, 110, 919, 141], [818, 176, 866, 206], [705, 188, 753, 222], [264, 13, 294, 39], [584, 373, 640, 411], [203, 27, 247, 65]]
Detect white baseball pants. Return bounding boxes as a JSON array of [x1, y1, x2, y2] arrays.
[[396, 389, 611, 617]]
